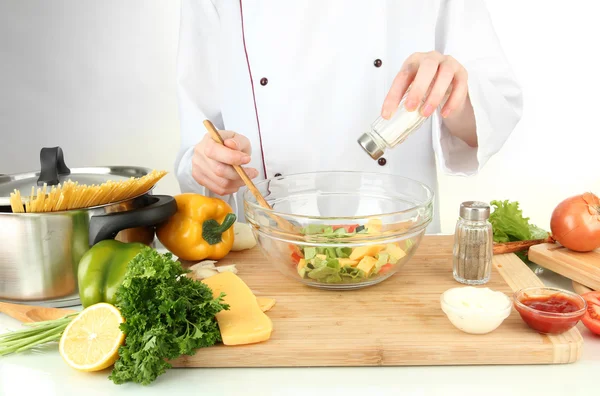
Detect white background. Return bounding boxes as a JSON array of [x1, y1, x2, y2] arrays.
[[0, 0, 597, 233]]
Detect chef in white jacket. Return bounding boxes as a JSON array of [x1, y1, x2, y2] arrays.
[[174, 0, 522, 233]]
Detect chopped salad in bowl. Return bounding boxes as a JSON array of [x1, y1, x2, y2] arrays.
[[243, 171, 433, 290], [293, 221, 417, 285]]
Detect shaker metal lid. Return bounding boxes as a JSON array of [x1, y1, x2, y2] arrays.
[[459, 201, 491, 221], [358, 133, 384, 160], [0, 147, 152, 206]]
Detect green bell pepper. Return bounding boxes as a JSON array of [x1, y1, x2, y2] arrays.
[[77, 239, 145, 308]]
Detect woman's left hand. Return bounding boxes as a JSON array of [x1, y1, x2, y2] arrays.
[[381, 51, 469, 120]]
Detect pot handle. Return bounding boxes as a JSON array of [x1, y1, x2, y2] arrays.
[[37, 146, 71, 186], [88, 195, 177, 245]]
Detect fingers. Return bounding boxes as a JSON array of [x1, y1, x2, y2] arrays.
[[381, 55, 420, 119], [203, 137, 251, 166], [383, 51, 469, 119], [222, 131, 252, 155], [440, 67, 468, 118], [421, 58, 458, 117], [405, 52, 444, 112], [192, 154, 258, 196], [209, 157, 259, 182]]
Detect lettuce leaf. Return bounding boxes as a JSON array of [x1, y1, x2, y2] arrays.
[[529, 224, 549, 240], [489, 200, 549, 243]]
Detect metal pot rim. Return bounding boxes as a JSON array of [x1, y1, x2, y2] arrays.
[[0, 187, 155, 216], [0, 165, 155, 214]]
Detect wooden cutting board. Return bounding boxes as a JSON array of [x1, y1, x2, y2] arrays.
[[529, 243, 600, 291], [171, 235, 583, 368]]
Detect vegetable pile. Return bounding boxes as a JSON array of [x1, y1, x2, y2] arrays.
[[0, 191, 271, 385]]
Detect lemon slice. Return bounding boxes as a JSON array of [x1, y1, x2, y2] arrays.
[[59, 303, 125, 372]]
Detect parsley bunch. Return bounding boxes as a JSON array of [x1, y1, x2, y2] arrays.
[[109, 247, 228, 385]]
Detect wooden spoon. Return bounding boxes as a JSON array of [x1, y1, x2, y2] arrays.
[[202, 120, 299, 236], [203, 120, 273, 209], [0, 301, 77, 323]]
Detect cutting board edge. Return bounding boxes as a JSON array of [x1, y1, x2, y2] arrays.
[[170, 341, 578, 367], [528, 244, 600, 291]]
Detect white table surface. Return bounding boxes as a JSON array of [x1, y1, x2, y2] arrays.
[[1, 260, 598, 396]]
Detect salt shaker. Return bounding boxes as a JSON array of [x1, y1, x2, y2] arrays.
[[357, 88, 449, 160], [452, 201, 493, 285]]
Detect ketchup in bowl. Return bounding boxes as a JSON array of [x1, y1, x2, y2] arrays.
[[513, 287, 587, 334]]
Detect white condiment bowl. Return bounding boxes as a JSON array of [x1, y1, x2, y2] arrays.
[[440, 286, 512, 335]]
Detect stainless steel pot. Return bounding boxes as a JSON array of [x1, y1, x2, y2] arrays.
[[0, 147, 177, 307]]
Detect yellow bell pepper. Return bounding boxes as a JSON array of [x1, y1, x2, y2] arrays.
[[156, 193, 236, 261]]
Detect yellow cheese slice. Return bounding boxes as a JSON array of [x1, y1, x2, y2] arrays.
[[202, 272, 273, 345], [257, 297, 276, 312]]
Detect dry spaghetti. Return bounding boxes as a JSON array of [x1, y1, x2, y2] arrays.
[[9, 170, 167, 213]]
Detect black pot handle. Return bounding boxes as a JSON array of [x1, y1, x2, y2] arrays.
[[38, 146, 71, 186], [88, 195, 177, 245]]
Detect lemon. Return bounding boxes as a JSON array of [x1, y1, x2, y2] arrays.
[[59, 302, 125, 372]]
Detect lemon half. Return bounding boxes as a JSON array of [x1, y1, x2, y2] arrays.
[[59, 302, 125, 372]]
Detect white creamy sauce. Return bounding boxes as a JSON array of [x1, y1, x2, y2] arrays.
[[441, 286, 512, 335], [444, 287, 510, 311]]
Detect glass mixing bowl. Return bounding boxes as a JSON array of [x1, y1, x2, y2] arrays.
[[243, 171, 433, 290]]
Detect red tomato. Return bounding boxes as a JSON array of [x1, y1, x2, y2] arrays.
[[550, 192, 600, 252], [290, 252, 302, 265], [345, 224, 359, 233], [581, 291, 600, 336], [288, 244, 303, 265], [378, 264, 394, 274], [333, 224, 359, 233]]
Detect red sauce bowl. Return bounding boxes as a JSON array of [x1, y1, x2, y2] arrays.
[[513, 287, 587, 335]]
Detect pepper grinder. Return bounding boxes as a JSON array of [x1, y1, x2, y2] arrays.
[[452, 201, 494, 285]]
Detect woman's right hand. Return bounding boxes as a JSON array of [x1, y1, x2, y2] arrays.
[[192, 130, 259, 196]]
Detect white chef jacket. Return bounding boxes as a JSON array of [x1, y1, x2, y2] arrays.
[[174, 0, 523, 233]]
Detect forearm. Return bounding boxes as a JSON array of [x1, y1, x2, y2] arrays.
[[442, 94, 477, 147]]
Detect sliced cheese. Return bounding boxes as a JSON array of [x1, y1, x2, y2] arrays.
[[385, 243, 407, 263], [257, 297, 276, 312], [202, 272, 273, 346], [356, 256, 377, 276], [297, 258, 308, 277], [349, 245, 385, 261]]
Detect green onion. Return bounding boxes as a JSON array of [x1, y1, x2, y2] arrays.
[[0, 313, 78, 357]]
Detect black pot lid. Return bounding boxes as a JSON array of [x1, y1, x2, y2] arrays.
[[0, 147, 153, 206]]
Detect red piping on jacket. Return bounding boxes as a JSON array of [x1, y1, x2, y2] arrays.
[[239, 0, 268, 177]]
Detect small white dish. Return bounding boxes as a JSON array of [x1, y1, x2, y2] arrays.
[[441, 286, 512, 335]]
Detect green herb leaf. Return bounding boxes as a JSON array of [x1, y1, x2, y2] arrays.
[[489, 200, 548, 243], [109, 247, 228, 386]]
